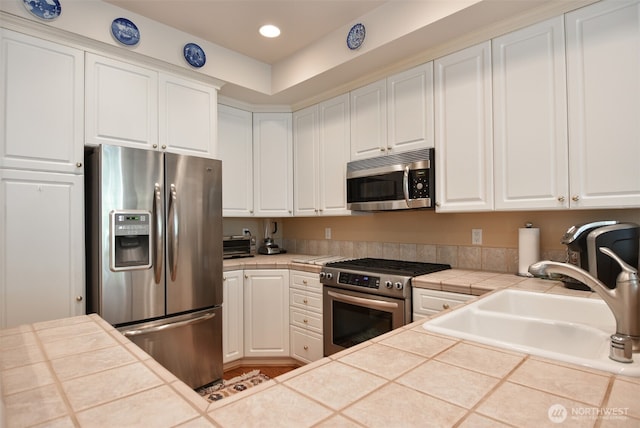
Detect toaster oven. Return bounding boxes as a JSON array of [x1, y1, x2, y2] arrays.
[[223, 235, 256, 259]]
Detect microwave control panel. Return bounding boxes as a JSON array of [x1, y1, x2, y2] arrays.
[[409, 169, 430, 199]]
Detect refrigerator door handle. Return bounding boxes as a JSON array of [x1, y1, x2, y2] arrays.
[[121, 311, 216, 337], [168, 183, 179, 281], [153, 183, 163, 284]]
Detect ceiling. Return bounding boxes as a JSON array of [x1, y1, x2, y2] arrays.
[[103, 0, 590, 107]]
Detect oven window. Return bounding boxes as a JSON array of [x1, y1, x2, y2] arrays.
[[332, 300, 393, 348], [347, 171, 404, 202]]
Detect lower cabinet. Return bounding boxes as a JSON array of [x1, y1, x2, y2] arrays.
[[222, 270, 244, 363], [289, 270, 323, 363], [412, 288, 474, 320], [243, 269, 290, 358], [0, 169, 85, 328]]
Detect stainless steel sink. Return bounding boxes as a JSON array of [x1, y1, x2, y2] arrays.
[[423, 289, 640, 376]]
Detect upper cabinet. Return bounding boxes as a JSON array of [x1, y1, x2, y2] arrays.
[[85, 53, 217, 158], [293, 94, 351, 216], [218, 105, 254, 216], [253, 112, 293, 217], [0, 30, 84, 174], [434, 41, 494, 212], [565, 0, 640, 209], [387, 63, 435, 154], [493, 17, 569, 210], [350, 64, 434, 161]]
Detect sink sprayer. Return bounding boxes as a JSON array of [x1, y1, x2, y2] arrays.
[[529, 247, 640, 363]]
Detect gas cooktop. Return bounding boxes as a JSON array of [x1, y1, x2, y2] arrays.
[[323, 258, 451, 277]]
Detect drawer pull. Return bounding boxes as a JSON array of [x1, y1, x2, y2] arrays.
[[303, 299, 308, 304], [303, 346, 309, 350], [442, 303, 450, 310], [303, 280, 308, 285], [303, 319, 308, 323]]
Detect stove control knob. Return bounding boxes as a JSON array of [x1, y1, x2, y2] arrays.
[[395, 282, 403, 290], [385, 280, 393, 289], [326, 272, 333, 280], [319, 272, 326, 279]]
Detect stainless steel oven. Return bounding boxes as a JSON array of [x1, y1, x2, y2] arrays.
[[321, 258, 450, 356]]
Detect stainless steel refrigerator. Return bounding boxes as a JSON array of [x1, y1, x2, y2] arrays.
[[85, 144, 223, 389]]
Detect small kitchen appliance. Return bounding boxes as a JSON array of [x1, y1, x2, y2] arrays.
[[587, 223, 640, 289], [223, 234, 256, 259], [320, 258, 450, 356], [346, 148, 435, 211], [258, 219, 283, 255]]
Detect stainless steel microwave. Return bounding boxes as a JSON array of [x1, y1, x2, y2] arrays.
[[346, 148, 435, 211]]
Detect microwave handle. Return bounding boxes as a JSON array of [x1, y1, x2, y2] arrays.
[[402, 165, 411, 206]]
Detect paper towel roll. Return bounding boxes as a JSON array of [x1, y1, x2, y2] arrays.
[[518, 226, 540, 276]]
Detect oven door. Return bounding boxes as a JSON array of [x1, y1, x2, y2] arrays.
[[323, 286, 406, 356]]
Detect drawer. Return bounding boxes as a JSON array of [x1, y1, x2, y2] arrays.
[[289, 307, 322, 333], [413, 288, 474, 315], [290, 326, 323, 363], [290, 270, 322, 293], [289, 288, 322, 312]]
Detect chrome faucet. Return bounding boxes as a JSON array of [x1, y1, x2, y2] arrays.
[[529, 247, 640, 363]]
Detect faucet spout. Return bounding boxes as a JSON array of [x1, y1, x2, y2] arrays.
[[529, 250, 640, 356]]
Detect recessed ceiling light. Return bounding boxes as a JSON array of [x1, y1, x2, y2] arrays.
[[259, 24, 281, 38]]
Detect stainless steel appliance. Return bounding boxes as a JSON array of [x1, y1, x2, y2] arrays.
[[321, 258, 450, 356], [346, 148, 435, 211], [223, 234, 256, 259], [258, 219, 283, 254], [85, 144, 223, 389], [587, 223, 639, 289]]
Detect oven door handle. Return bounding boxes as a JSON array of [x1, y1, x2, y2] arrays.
[[327, 290, 399, 310]]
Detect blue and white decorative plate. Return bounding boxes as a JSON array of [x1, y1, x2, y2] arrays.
[[183, 43, 206, 68], [111, 17, 140, 46], [22, 0, 61, 20], [347, 23, 366, 50]]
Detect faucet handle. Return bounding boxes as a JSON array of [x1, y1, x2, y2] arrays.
[[599, 247, 638, 275]]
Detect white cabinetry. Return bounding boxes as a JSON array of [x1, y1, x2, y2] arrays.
[[565, 0, 640, 209], [493, 17, 569, 210], [434, 41, 494, 212], [218, 105, 254, 216], [223, 270, 244, 364], [0, 30, 85, 328], [253, 113, 293, 217], [412, 288, 473, 320], [387, 63, 434, 153], [86, 53, 217, 158], [289, 270, 323, 363], [293, 94, 351, 216], [0, 170, 84, 328], [350, 79, 387, 160], [0, 30, 84, 174], [243, 269, 290, 357], [350, 65, 433, 162]]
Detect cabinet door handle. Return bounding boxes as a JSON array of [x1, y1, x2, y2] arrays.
[[303, 345, 309, 350], [76, 296, 83, 302], [162, 145, 167, 150], [303, 319, 308, 323], [76, 162, 82, 168], [572, 195, 580, 202], [442, 303, 450, 310], [303, 280, 308, 285], [558, 196, 566, 202], [303, 299, 308, 304], [245, 274, 249, 279], [153, 144, 158, 149]]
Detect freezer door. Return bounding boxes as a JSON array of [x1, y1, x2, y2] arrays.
[[88, 145, 165, 325], [164, 153, 223, 314], [119, 307, 223, 388]]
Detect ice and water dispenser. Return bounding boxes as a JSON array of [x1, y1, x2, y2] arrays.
[[110, 210, 152, 271]]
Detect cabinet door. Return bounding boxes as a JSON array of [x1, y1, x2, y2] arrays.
[[0, 170, 84, 328], [244, 269, 290, 357], [493, 17, 569, 210], [218, 105, 254, 216], [434, 41, 494, 212], [0, 30, 84, 174], [387, 63, 434, 153], [85, 53, 158, 149], [350, 79, 387, 161], [222, 270, 244, 363], [159, 73, 217, 158], [293, 105, 319, 216], [253, 113, 293, 217], [318, 94, 351, 216], [566, 0, 640, 208]]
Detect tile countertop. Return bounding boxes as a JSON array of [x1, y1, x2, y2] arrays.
[[1, 258, 639, 427]]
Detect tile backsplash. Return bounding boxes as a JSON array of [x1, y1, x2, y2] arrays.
[[283, 238, 566, 274]]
